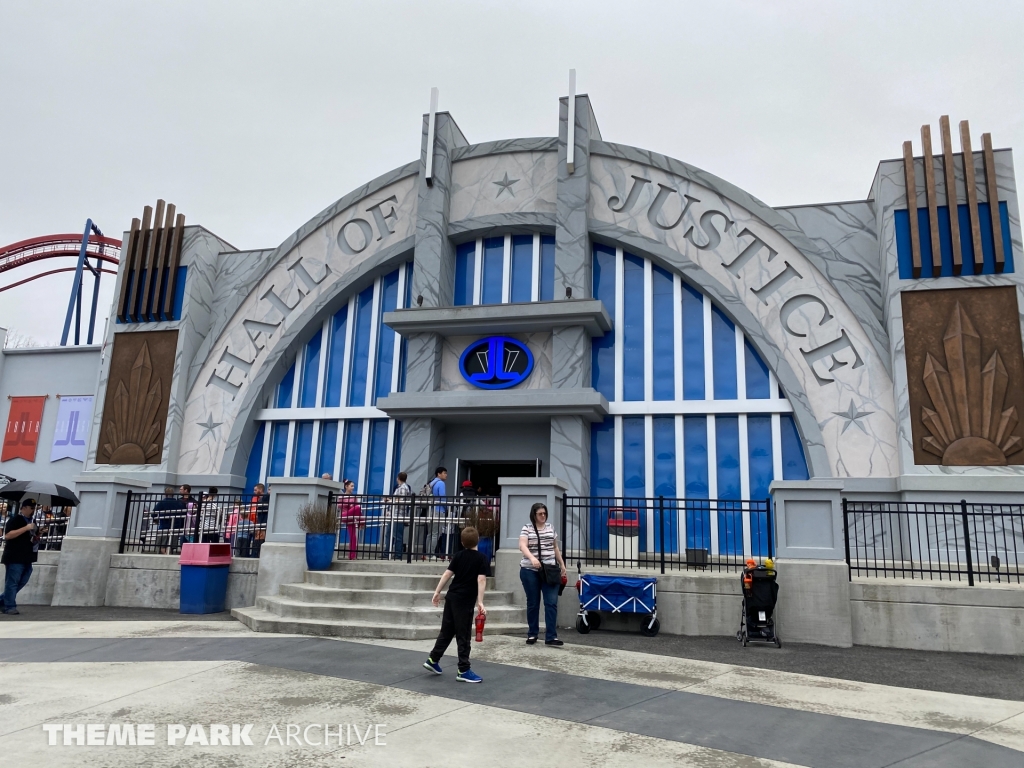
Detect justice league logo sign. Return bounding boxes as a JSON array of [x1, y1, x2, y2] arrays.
[[50, 396, 94, 463], [459, 336, 534, 390], [2, 396, 46, 462]]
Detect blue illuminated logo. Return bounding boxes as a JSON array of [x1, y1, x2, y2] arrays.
[[459, 336, 534, 390]]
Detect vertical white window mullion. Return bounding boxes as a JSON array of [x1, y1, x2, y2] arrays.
[[531, 234, 540, 302], [284, 424, 296, 478], [707, 414, 718, 555], [673, 274, 683, 402], [702, 294, 714, 400], [284, 352, 300, 475], [675, 414, 686, 554], [613, 415, 623, 497], [357, 418, 371, 494], [614, 247, 624, 403], [643, 259, 653, 402], [259, 419, 272, 484], [472, 239, 483, 306], [502, 234, 512, 303], [739, 413, 751, 555], [769, 369, 780, 402], [390, 265, 406, 395], [735, 325, 746, 401], [364, 278, 382, 406], [644, 414, 654, 552], [771, 413, 783, 482], [332, 420, 344, 484], [339, 295, 356, 407], [310, 317, 331, 478], [382, 419, 397, 494]]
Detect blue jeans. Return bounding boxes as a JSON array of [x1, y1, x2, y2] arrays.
[[520, 566, 559, 641], [383, 522, 405, 560], [2, 562, 33, 612]]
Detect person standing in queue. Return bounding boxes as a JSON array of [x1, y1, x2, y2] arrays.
[[1, 499, 39, 615], [518, 502, 567, 646], [338, 479, 363, 560]]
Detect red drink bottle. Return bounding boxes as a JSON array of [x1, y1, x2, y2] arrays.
[[475, 612, 486, 642]]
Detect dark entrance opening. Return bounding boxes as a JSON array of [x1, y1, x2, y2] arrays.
[[458, 460, 539, 497]]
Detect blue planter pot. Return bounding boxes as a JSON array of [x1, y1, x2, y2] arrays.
[[478, 537, 493, 563], [305, 533, 336, 570]]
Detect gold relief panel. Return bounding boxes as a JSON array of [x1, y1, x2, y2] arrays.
[[96, 330, 178, 465], [903, 287, 1024, 466]]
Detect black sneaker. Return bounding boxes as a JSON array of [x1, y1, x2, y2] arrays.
[[526, 636, 537, 645], [544, 638, 563, 647], [3, 609, 20, 616]]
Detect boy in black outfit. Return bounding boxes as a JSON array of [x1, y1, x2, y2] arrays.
[[422, 526, 489, 683]]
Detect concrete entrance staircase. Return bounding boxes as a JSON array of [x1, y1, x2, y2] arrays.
[[232, 560, 527, 640]]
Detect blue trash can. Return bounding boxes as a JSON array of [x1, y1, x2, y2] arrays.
[[179, 543, 232, 614]]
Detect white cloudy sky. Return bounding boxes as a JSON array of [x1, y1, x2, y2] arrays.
[[2, 0, 1022, 344]]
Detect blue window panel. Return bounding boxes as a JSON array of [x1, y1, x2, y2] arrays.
[[363, 420, 390, 541], [366, 420, 390, 496], [715, 416, 743, 556], [481, 236, 504, 305], [324, 305, 348, 407], [683, 415, 710, 551], [979, 202, 1016, 274], [244, 423, 266, 492], [652, 416, 678, 554], [454, 242, 476, 306], [292, 420, 314, 477], [589, 417, 615, 551], [621, 416, 647, 550], [745, 340, 771, 399], [540, 235, 555, 301], [341, 420, 363, 487], [391, 420, 403, 490], [1000, 202, 1015, 273], [276, 365, 295, 409], [652, 265, 675, 401], [747, 415, 774, 556], [781, 414, 809, 480], [269, 422, 289, 478], [317, 421, 338, 480], [299, 330, 322, 408], [171, 266, 187, 320], [400, 263, 413, 392], [682, 283, 705, 399], [347, 285, 375, 407], [374, 270, 400, 403], [591, 245, 616, 401], [711, 306, 737, 400], [510, 235, 533, 303], [622, 253, 645, 401]]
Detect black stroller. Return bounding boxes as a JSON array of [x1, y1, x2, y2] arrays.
[[736, 561, 781, 647]]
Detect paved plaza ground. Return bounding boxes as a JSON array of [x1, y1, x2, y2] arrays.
[[0, 608, 1022, 767]]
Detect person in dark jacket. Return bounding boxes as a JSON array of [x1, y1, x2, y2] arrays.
[[1, 499, 39, 615], [152, 486, 186, 554]]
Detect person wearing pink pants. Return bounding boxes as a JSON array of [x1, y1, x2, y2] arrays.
[[338, 479, 363, 560]]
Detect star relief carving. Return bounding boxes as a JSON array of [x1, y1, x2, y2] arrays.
[[493, 172, 520, 198], [832, 402, 874, 434], [197, 414, 224, 440]]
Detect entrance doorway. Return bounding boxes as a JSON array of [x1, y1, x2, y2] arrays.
[[457, 460, 540, 497]]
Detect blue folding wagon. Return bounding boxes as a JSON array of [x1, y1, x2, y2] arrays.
[[575, 570, 660, 637]]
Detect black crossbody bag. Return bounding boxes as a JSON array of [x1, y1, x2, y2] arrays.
[[531, 522, 562, 586]]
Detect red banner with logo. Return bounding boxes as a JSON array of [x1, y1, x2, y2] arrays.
[[2, 396, 47, 462]]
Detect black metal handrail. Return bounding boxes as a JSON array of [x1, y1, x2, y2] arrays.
[[842, 499, 1023, 585], [118, 491, 268, 557], [562, 495, 773, 574], [327, 492, 501, 564]]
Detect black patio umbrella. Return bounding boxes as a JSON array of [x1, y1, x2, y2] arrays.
[[0, 480, 80, 506]]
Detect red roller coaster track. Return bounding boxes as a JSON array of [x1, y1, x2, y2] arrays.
[[0, 233, 121, 292]]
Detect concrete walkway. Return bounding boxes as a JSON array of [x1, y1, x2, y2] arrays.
[[0, 618, 1021, 767]]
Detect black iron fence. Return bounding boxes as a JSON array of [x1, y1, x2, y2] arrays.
[[843, 499, 1024, 584], [327, 492, 500, 564], [0, 506, 69, 554], [118, 492, 268, 557], [562, 495, 773, 574]]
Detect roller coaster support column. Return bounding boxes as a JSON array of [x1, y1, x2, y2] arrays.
[[60, 219, 104, 346]]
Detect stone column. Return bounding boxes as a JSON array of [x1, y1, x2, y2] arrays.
[[51, 475, 150, 606], [494, 476, 568, 599], [770, 479, 852, 647], [255, 476, 340, 598], [398, 417, 446, 492], [549, 416, 590, 498]]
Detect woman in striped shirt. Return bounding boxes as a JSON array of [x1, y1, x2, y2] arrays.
[[518, 502, 567, 646]]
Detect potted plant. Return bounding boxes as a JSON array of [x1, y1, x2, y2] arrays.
[[297, 501, 337, 570], [463, 501, 498, 562]]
